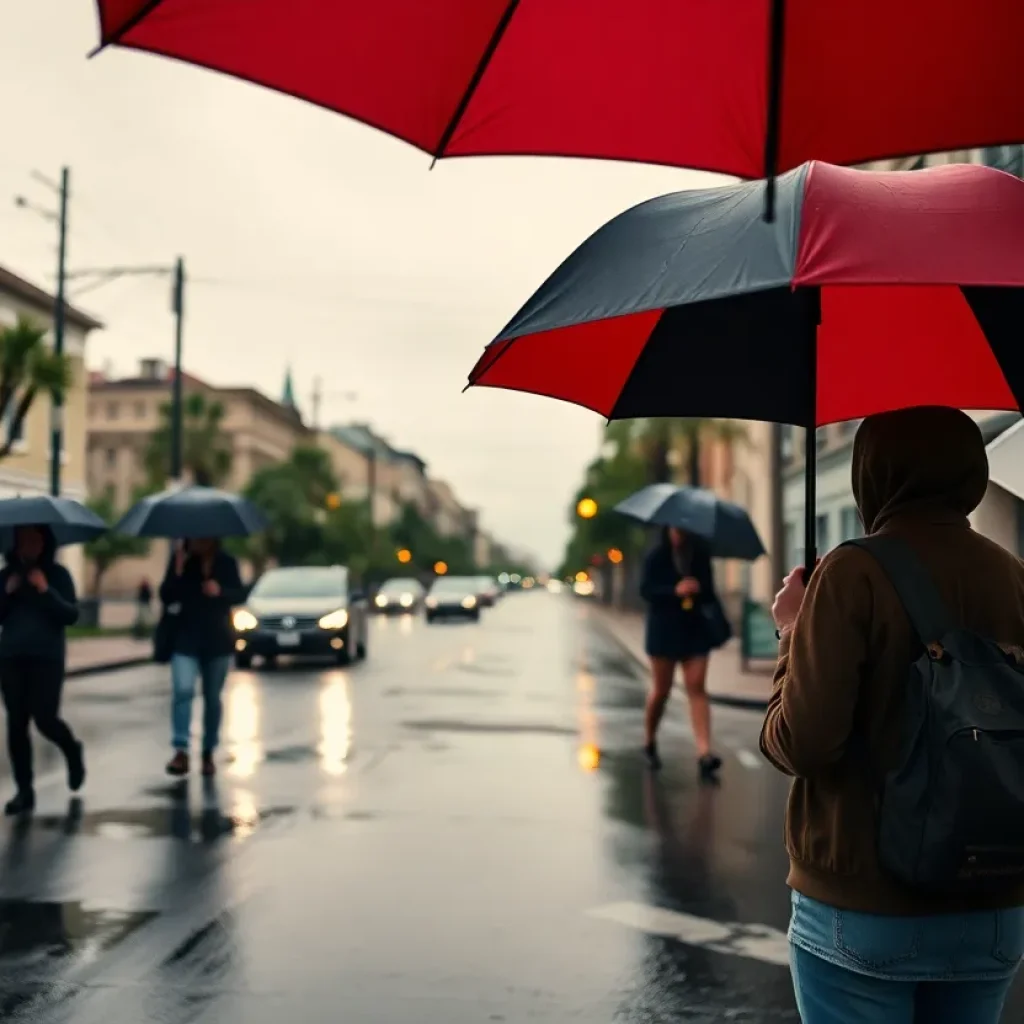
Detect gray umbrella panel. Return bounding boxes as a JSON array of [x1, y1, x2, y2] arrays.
[[614, 484, 765, 561], [114, 486, 268, 539]]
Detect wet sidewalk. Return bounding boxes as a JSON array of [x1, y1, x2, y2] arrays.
[[67, 636, 152, 676], [591, 604, 775, 708]]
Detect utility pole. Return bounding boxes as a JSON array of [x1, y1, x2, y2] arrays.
[[170, 257, 185, 483], [50, 168, 70, 497], [15, 167, 71, 497]]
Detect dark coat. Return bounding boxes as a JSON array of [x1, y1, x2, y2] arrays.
[[640, 538, 726, 661], [0, 531, 79, 663], [159, 549, 245, 661]]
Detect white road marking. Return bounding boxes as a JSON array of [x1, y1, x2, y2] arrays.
[[588, 900, 789, 967], [736, 748, 762, 770]]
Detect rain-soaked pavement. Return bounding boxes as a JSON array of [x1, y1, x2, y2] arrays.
[[1, 589, 1022, 1022]]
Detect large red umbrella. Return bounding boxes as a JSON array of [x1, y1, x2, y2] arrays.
[[94, 2, 1024, 209], [467, 161, 1024, 566]]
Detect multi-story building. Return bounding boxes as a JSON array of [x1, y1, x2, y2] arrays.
[[86, 359, 314, 594], [0, 265, 103, 591]]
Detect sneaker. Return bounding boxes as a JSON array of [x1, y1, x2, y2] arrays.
[[698, 753, 723, 780], [166, 751, 190, 776], [67, 742, 86, 793], [644, 742, 662, 771], [201, 753, 216, 777], [4, 790, 35, 816]]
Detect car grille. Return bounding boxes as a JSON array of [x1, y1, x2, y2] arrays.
[[260, 616, 320, 631]]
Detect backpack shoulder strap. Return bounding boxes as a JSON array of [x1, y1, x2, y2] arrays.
[[842, 536, 954, 645]]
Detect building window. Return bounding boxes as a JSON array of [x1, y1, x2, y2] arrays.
[[816, 513, 830, 553], [134, 401, 146, 419], [106, 402, 119, 420], [105, 448, 117, 468], [840, 505, 862, 541]]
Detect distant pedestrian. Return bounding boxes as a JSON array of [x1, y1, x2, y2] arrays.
[[134, 577, 153, 635], [0, 524, 85, 815], [160, 538, 244, 778], [762, 407, 1024, 1024], [640, 526, 730, 776]]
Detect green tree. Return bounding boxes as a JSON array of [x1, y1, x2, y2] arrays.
[[0, 316, 72, 460], [83, 488, 151, 595], [627, 417, 748, 485], [144, 392, 233, 488]]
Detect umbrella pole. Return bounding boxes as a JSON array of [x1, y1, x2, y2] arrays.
[[801, 288, 822, 581], [761, 0, 787, 222]]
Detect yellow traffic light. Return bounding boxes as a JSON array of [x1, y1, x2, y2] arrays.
[[576, 497, 598, 519], [396, 549, 412, 564], [607, 548, 623, 564], [433, 561, 448, 575], [575, 570, 589, 583], [325, 492, 341, 510]]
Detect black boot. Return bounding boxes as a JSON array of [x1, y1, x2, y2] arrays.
[[698, 753, 723, 780], [644, 742, 662, 771], [67, 741, 85, 793], [4, 790, 35, 816]]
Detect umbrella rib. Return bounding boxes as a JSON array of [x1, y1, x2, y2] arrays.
[[89, 0, 168, 58], [430, 0, 521, 166]]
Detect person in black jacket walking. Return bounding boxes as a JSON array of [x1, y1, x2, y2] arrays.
[[640, 527, 730, 776], [161, 538, 245, 778], [0, 524, 85, 815]]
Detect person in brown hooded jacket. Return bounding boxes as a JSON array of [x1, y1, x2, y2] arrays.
[[761, 407, 1024, 1024]]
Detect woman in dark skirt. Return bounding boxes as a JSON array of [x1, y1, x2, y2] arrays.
[[640, 526, 731, 776]]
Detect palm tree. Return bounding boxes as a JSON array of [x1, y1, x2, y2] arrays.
[[144, 391, 233, 488], [0, 316, 72, 460]]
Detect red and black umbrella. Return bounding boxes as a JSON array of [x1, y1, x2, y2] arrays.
[[467, 161, 1024, 565], [94, 2, 1024, 213]]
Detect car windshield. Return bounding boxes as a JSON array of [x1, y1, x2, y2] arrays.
[[252, 568, 346, 599], [431, 577, 475, 594], [380, 579, 420, 593]]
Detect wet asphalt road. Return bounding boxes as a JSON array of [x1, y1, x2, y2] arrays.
[[0, 590, 1021, 1022]]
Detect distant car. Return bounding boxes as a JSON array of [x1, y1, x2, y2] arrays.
[[231, 565, 369, 668], [425, 577, 481, 623], [474, 575, 501, 607], [373, 578, 425, 614]]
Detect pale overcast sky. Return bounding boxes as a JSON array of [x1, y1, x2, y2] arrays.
[[0, 2, 723, 567]]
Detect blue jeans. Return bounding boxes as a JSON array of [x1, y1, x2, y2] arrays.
[[789, 890, 1024, 1023], [170, 654, 230, 754]]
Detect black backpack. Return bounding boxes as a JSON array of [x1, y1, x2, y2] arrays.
[[847, 535, 1024, 893]]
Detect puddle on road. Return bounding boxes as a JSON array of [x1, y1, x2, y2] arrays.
[[0, 899, 156, 967], [402, 719, 577, 738], [383, 686, 497, 699], [263, 744, 317, 764], [311, 806, 380, 822], [31, 805, 295, 843]]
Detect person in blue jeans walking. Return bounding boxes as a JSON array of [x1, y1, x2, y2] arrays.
[[761, 408, 1024, 1024], [161, 537, 244, 778]]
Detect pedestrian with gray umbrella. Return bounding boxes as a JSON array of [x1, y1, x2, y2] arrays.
[[0, 497, 107, 815], [114, 486, 265, 777], [617, 484, 765, 776]]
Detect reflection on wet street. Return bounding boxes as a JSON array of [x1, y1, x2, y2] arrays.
[[0, 590, 1019, 1022]]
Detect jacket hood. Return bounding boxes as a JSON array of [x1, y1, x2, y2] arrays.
[[852, 407, 989, 534], [4, 524, 58, 568]]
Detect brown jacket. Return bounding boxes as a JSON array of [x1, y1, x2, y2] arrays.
[[761, 407, 1024, 914]]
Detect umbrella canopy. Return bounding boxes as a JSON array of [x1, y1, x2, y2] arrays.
[[469, 161, 1024, 426], [0, 495, 108, 549], [614, 484, 765, 561], [93, 2, 1024, 187], [114, 486, 268, 539], [468, 160, 1024, 570]]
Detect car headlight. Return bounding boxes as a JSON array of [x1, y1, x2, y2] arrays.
[[425, 597, 438, 608], [375, 594, 388, 607], [318, 608, 349, 630], [233, 608, 258, 632], [399, 593, 413, 607], [461, 596, 477, 609]]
